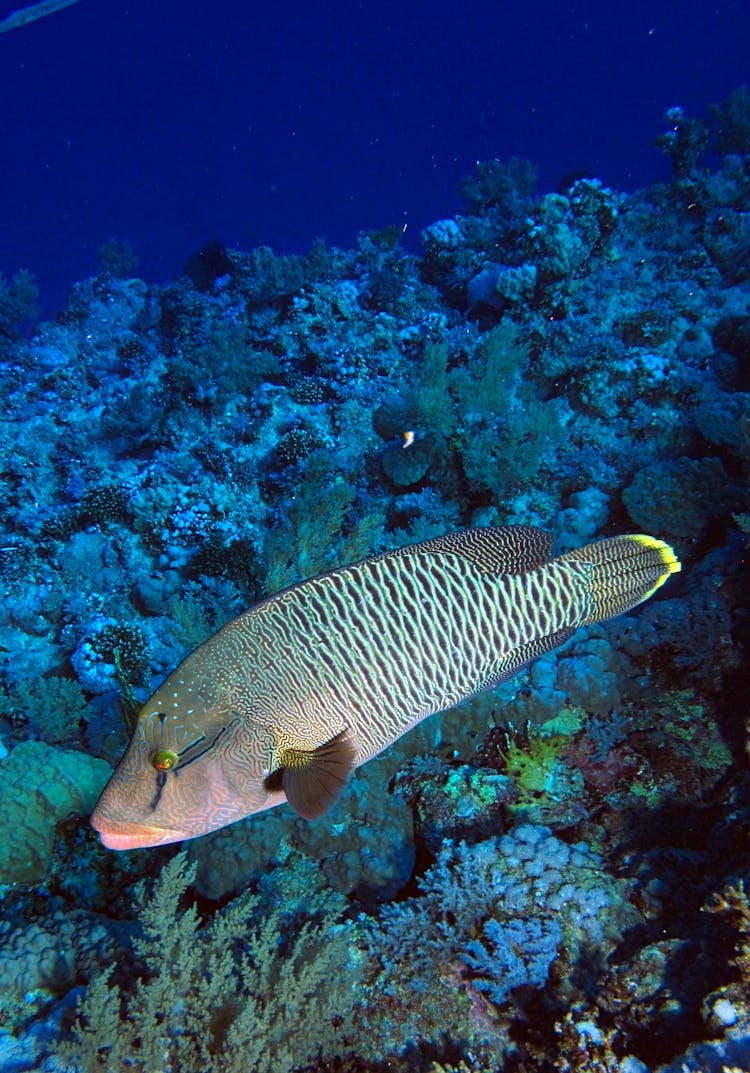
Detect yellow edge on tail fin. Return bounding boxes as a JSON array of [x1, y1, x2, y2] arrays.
[[630, 535, 681, 599]]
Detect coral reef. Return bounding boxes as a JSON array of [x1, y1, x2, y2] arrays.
[[0, 90, 748, 1071]]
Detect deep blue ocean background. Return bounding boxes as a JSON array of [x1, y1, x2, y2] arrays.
[[1, 2, 750, 1072], [1, 0, 748, 309]]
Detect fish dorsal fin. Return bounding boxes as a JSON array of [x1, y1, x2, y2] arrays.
[[401, 525, 554, 575], [276, 727, 357, 820]]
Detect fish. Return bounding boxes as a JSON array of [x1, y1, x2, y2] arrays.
[[91, 526, 681, 850]]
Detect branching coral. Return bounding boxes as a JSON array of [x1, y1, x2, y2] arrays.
[[57, 853, 361, 1073]]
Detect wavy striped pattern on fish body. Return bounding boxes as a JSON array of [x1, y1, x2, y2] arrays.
[[90, 525, 680, 849], [233, 541, 583, 766]]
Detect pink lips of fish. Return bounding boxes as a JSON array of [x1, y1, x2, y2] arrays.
[[90, 740, 224, 850], [93, 821, 187, 851], [91, 792, 267, 852], [92, 787, 286, 849], [90, 526, 682, 851], [90, 792, 207, 851], [89, 727, 285, 850]]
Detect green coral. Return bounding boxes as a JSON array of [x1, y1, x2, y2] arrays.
[[462, 156, 537, 211], [492, 714, 584, 814], [503, 730, 565, 799], [0, 741, 111, 885], [96, 238, 139, 278], [57, 853, 362, 1073], [262, 455, 383, 590], [654, 105, 709, 177], [398, 321, 566, 501], [711, 84, 750, 155]]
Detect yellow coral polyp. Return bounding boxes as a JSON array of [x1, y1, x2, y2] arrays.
[[504, 734, 565, 800]]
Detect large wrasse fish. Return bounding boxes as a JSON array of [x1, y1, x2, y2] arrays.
[[91, 526, 680, 850]]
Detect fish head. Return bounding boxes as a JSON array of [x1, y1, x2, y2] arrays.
[[91, 656, 282, 850]]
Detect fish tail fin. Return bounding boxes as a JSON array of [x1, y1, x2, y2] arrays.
[[558, 534, 681, 625]]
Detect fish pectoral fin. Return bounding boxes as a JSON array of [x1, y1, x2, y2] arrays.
[[277, 727, 357, 820]]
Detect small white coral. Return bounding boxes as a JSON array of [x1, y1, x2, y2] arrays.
[[421, 217, 463, 252]]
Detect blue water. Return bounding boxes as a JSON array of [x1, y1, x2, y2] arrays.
[[1, 0, 748, 309], [1, 3, 750, 1071]]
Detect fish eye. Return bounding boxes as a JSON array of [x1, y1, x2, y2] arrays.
[[151, 748, 179, 771]]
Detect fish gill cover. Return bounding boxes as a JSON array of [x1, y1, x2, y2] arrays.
[[0, 9, 748, 1073]]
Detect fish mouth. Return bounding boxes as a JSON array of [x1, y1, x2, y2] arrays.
[[91, 812, 186, 851]]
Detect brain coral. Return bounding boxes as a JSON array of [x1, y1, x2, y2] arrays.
[[0, 741, 111, 885], [0, 909, 123, 1020]]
